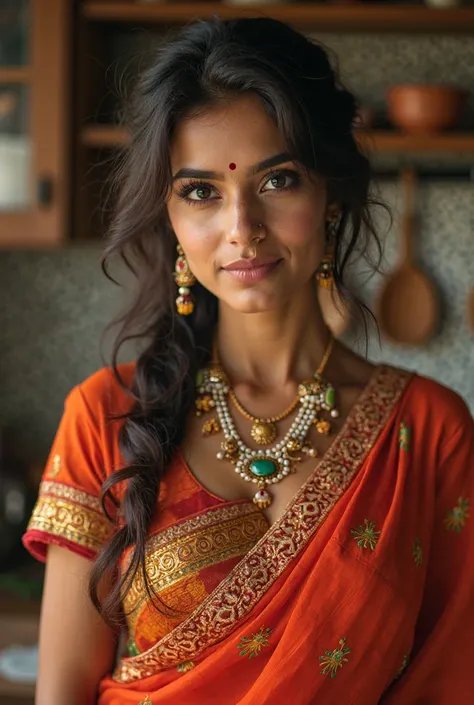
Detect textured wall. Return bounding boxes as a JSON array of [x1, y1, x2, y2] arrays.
[[0, 32, 473, 463], [346, 181, 474, 408]]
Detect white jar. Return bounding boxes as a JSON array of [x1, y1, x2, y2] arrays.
[[0, 135, 31, 210]]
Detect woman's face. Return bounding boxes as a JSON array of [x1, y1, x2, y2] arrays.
[[167, 93, 328, 314]]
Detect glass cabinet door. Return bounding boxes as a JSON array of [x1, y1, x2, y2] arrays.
[[0, 0, 31, 212]]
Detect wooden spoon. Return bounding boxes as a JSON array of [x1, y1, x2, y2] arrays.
[[318, 285, 352, 338], [377, 168, 439, 346], [468, 286, 474, 333]]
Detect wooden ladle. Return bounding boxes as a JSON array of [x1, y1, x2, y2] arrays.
[[468, 287, 474, 333], [377, 168, 439, 345]]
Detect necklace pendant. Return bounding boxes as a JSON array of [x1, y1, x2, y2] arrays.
[[253, 488, 272, 509], [314, 418, 331, 436], [195, 394, 215, 416], [201, 417, 221, 436], [251, 421, 277, 445]]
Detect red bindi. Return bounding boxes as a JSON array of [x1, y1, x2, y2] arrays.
[[228, 163, 236, 170]]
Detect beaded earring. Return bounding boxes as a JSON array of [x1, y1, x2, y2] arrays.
[[316, 206, 340, 289], [316, 253, 335, 289], [174, 245, 196, 315]]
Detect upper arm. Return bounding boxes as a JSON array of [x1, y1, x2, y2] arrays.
[[20, 377, 126, 703], [36, 545, 117, 705]]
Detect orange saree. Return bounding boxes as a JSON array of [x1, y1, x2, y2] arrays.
[[23, 363, 474, 704]]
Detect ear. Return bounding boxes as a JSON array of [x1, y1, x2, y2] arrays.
[[325, 203, 340, 224]]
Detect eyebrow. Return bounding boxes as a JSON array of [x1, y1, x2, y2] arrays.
[[172, 152, 294, 182]]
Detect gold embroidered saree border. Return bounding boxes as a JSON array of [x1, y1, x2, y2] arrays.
[[124, 505, 269, 632], [147, 502, 266, 553], [26, 480, 113, 553], [114, 366, 411, 683]]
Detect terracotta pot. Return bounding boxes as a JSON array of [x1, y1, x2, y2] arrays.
[[387, 84, 466, 134]]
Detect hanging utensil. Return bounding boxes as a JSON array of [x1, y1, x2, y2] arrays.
[[377, 168, 440, 346], [467, 286, 474, 333]]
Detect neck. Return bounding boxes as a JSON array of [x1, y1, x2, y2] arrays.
[[216, 282, 332, 389]]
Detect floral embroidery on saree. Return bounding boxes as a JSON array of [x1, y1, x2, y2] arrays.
[[399, 422, 410, 451], [127, 640, 140, 657], [26, 480, 113, 553], [138, 697, 152, 705], [444, 497, 470, 533], [351, 519, 381, 551], [319, 637, 351, 678], [176, 660, 195, 673], [238, 627, 272, 658], [48, 454, 61, 479], [113, 366, 411, 683], [412, 537, 422, 566]]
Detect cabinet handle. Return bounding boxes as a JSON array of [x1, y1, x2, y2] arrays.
[[37, 176, 53, 207]]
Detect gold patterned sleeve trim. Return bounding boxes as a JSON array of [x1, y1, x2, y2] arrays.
[[24, 480, 114, 558]]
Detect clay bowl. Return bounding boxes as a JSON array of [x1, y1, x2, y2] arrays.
[[387, 84, 466, 134]]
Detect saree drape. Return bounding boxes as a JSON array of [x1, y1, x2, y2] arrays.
[[23, 363, 474, 704]]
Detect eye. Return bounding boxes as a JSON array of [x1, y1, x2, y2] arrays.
[[261, 169, 300, 192], [176, 181, 218, 204]]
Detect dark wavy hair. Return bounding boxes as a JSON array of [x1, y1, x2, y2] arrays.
[[89, 16, 383, 626]]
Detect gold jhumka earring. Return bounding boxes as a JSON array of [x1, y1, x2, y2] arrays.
[[174, 245, 196, 315], [316, 206, 340, 289]]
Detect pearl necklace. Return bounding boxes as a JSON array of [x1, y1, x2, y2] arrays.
[[195, 336, 338, 509]]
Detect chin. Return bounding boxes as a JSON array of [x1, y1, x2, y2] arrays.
[[221, 290, 283, 314]]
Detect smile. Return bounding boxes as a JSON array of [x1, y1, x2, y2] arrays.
[[222, 258, 282, 283]]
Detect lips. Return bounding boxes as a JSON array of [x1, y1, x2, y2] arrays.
[[222, 256, 281, 271], [222, 257, 282, 283]]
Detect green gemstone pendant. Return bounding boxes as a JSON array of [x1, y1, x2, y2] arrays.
[[324, 385, 336, 409], [250, 459, 277, 478]]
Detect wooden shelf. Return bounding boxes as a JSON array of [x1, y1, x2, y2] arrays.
[[361, 130, 474, 153], [82, 2, 474, 32], [0, 67, 31, 84], [81, 124, 474, 154]]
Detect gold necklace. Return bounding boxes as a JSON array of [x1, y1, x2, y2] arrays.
[[195, 335, 339, 509], [228, 336, 335, 445]]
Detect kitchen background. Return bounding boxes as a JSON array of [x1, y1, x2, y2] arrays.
[[0, 1, 473, 702]]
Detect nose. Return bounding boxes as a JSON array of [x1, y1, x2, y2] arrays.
[[224, 197, 265, 248]]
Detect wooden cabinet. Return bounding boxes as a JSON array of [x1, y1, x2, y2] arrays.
[[0, 0, 72, 247]]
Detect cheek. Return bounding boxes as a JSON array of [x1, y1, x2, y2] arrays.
[[168, 208, 218, 277], [274, 203, 326, 254]]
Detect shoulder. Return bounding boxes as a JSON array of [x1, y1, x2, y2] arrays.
[[65, 361, 137, 423], [399, 369, 473, 445]]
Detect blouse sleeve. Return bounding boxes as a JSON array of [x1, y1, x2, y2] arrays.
[[382, 398, 474, 703], [22, 383, 116, 562]]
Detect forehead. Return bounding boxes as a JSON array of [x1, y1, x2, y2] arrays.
[[170, 94, 288, 169]]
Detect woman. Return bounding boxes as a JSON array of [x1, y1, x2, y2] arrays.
[[23, 16, 473, 705]]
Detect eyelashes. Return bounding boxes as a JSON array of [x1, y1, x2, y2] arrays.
[[176, 180, 215, 204], [175, 168, 301, 206]]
